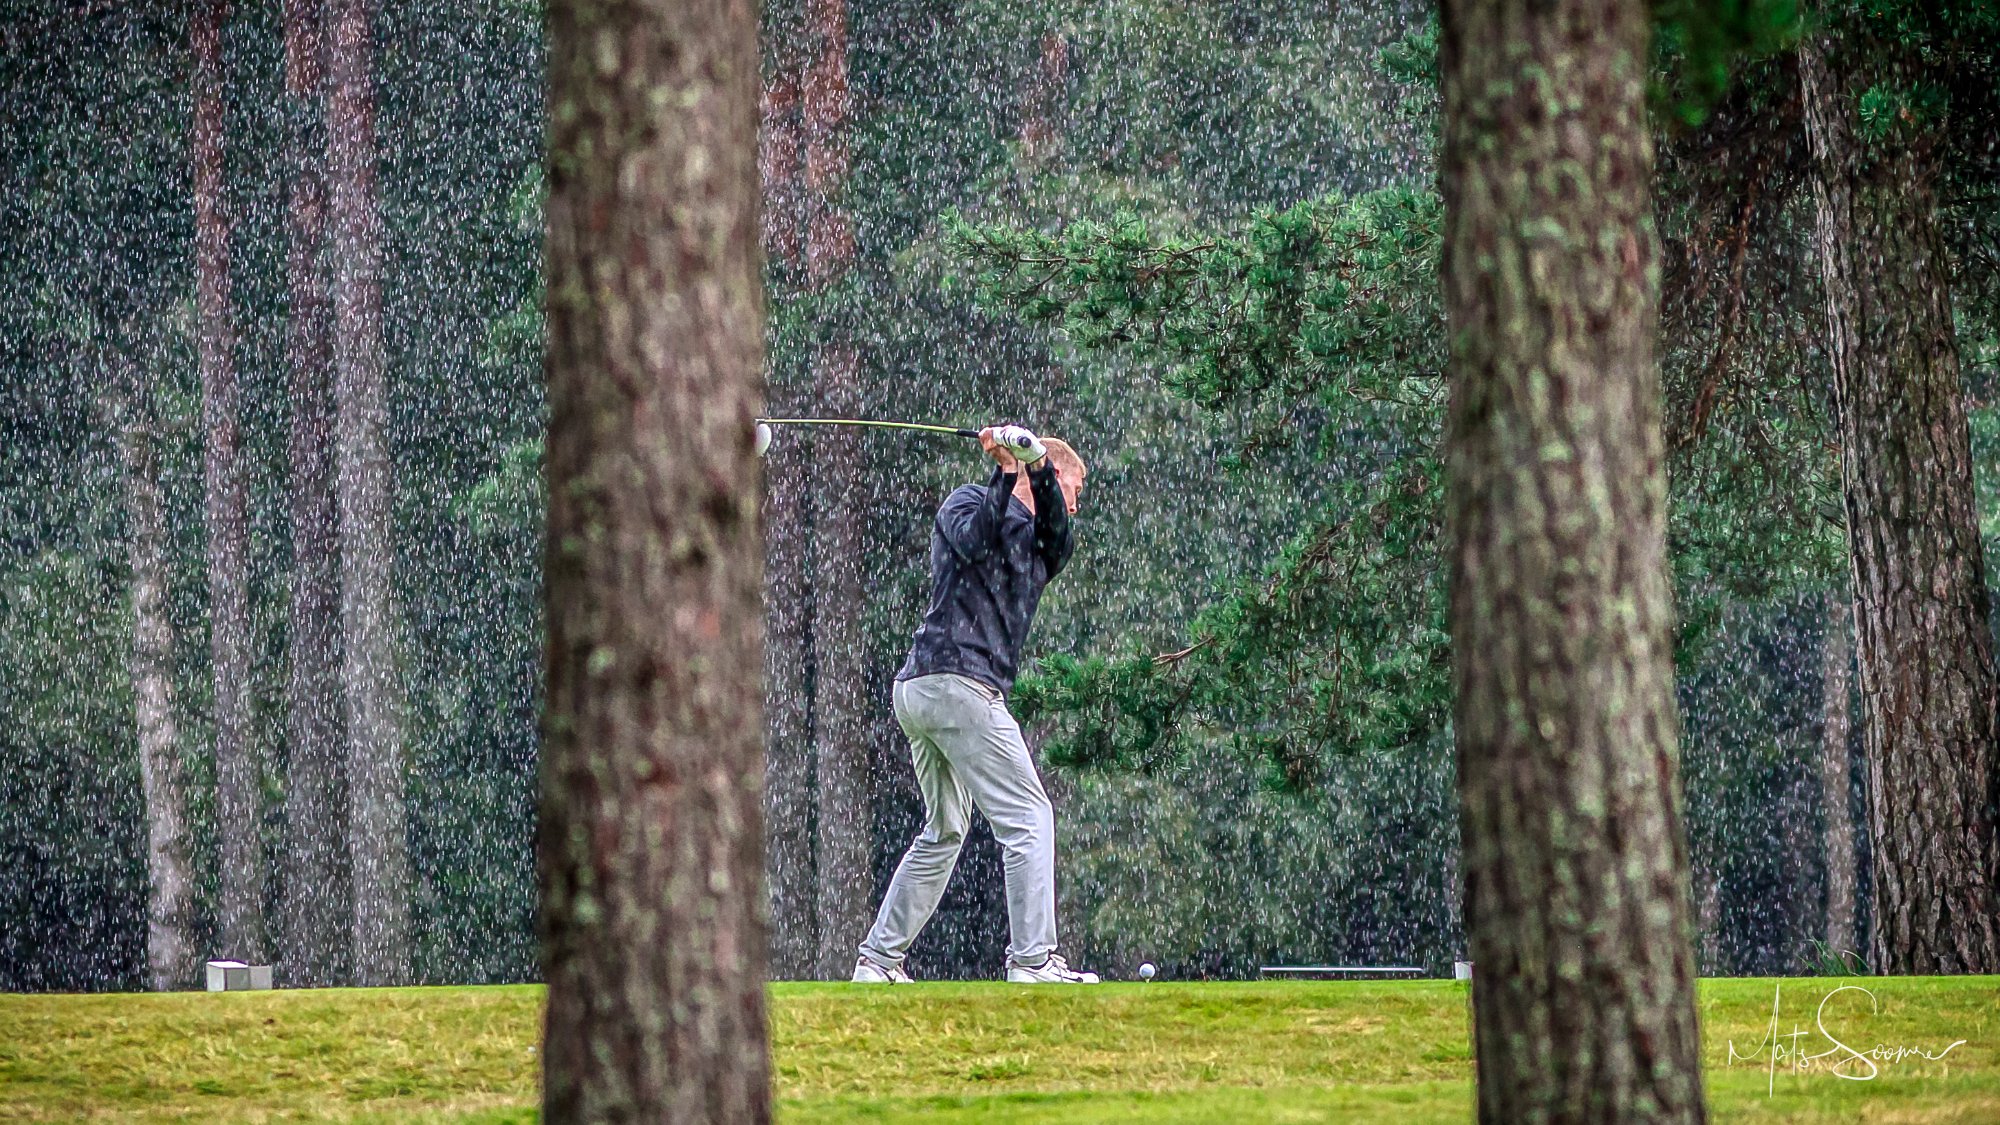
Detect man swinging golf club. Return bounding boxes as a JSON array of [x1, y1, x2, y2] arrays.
[[852, 424, 1099, 984]]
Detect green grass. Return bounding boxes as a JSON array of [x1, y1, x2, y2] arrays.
[[2, 977, 1994, 1122]]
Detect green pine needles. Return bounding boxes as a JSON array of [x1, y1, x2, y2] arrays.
[[948, 190, 1449, 787], [948, 177, 1840, 788]]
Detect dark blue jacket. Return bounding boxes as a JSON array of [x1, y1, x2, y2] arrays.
[[896, 461, 1073, 695]]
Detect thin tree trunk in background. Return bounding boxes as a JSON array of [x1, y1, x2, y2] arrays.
[[808, 346, 868, 982], [1820, 592, 1856, 958], [121, 387, 198, 992], [281, 0, 350, 989], [760, 66, 803, 265], [1698, 879, 1724, 976], [801, 0, 855, 284], [760, 58, 819, 982], [1799, 28, 2000, 975], [1018, 32, 1068, 166], [763, 427, 817, 980], [193, 0, 266, 966], [1440, 0, 1705, 1118], [327, 0, 409, 986], [1778, 735, 1822, 972], [542, 0, 770, 1116], [803, 0, 871, 981]]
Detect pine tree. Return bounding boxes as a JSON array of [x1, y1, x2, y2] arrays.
[[280, 0, 350, 989], [802, 0, 873, 981], [192, 0, 266, 966], [759, 52, 819, 981], [1798, 0, 2000, 974], [114, 361, 198, 991], [327, 0, 410, 986]]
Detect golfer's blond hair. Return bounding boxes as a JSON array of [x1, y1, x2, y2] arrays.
[[1040, 437, 1085, 479]]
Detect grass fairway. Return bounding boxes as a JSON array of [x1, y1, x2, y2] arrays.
[[1, 976, 1994, 1122]]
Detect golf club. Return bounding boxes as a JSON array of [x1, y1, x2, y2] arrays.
[[755, 416, 1016, 458]]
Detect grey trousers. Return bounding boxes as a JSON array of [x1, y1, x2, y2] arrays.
[[859, 672, 1057, 968]]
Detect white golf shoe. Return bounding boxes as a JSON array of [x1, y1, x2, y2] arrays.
[[1005, 953, 1099, 984], [852, 956, 915, 984]]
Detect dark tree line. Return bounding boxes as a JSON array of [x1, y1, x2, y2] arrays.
[[0, 0, 542, 991], [758, 0, 905, 983]]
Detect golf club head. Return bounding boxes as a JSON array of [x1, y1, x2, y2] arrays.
[[754, 421, 773, 457]]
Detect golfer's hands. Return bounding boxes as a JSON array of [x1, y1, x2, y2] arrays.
[[978, 427, 1017, 470], [991, 425, 1047, 468]]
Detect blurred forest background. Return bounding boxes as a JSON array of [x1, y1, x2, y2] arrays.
[[2, 0, 1995, 990]]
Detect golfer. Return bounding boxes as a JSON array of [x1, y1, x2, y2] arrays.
[[853, 424, 1098, 984]]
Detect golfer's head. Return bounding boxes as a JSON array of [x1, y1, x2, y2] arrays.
[[1040, 438, 1086, 515]]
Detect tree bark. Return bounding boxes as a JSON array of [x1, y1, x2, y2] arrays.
[[120, 385, 199, 992], [1440, 0, 1705, 1120], [1820, 592, 1857, 958], [542, 0, 771, 1119], [281, 0, 350, 989], [1799, 27, 2000, 975], [327, 0, 409, 986], [802, 0, 871, 981], [193, 0, 266, 966]]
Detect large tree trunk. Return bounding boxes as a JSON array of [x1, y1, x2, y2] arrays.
[[327, 0, 409, 986], [759, 59, 819, 982], [281, 0, 350, 989], [193, 0, 266, 966], [1799, 28, 2000, 976], [1440, 0, 1705, 1119], [1820, 591, 1857, 958], [120, 388, 198, 992], [802, 0, 872, 981], [541, 0, 770, 1117]]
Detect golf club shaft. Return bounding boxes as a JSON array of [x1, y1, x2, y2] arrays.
[[757, 417, 980, 438]]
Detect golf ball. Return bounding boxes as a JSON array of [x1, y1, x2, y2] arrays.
[[1138, 962, 1156, 979], [753, 422, 773, 457]]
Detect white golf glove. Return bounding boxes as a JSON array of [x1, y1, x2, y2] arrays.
[[994, 425, 1047, 465]]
